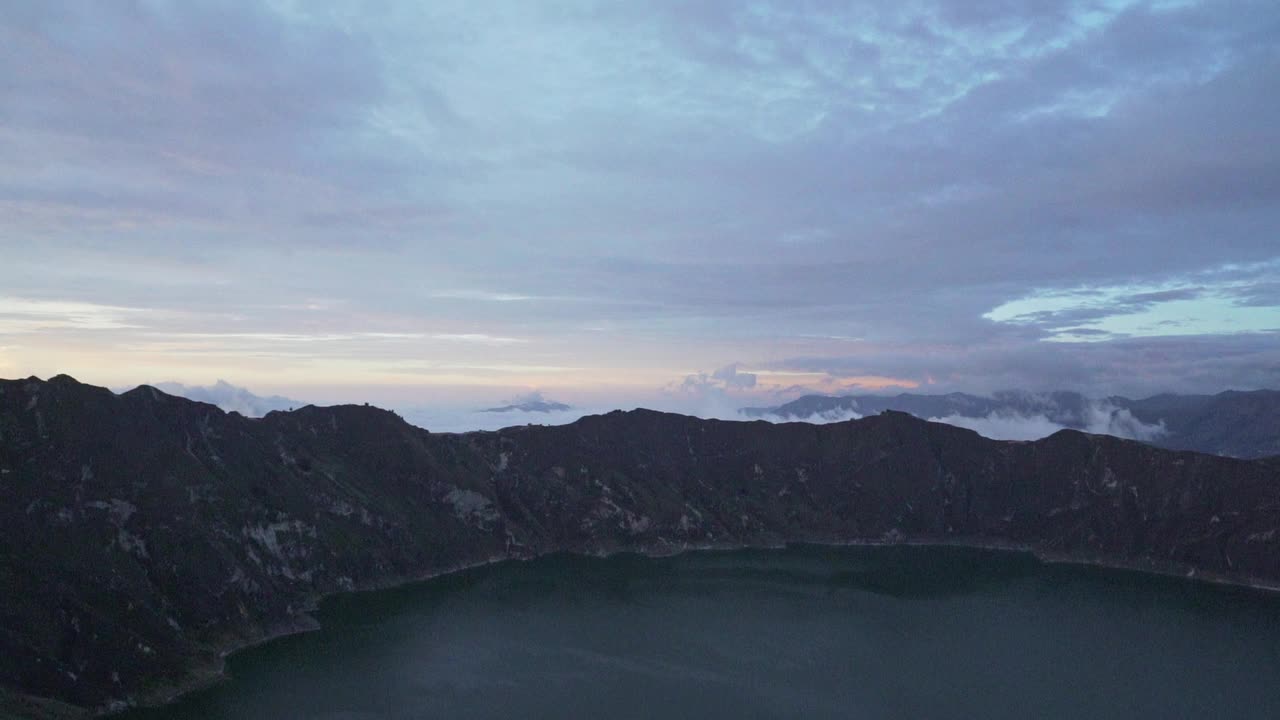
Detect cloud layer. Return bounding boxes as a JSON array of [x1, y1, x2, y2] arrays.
[[149, 380, 303, 417], [2, 1, 1277, 403], [929, 402, 1166, 442]]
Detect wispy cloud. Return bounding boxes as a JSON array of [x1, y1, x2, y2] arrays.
[[985, 260, 1280, 341], [0, 297, 151, 332], [929, 402, 1166, 442], [429, 333, 527, 345], [428, 290, 542, 302]]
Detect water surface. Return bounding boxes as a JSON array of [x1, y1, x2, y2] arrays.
[[129, 546, 1280, 719]]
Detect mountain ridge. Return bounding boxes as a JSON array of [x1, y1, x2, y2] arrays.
[[1, 375, 1278, 717], [742, 389, 1280, 458], [479, 399, 573, 414]]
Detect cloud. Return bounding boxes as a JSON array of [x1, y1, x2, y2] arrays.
[[770, 332, 1280, 398], [926, 401, 1165, 442], [148, 380, 303, 417], [660, 363, 765, 420], [985, 263, 1280, 341], [710, 363, 758, 389], [761, 408, 864, 424], [0, 297, 149, 332], [428, 290, 542, 302], [678, 363, 759, 393], [1082, 402, 1166, 442], [927, 412, 1069, 441], [429, 334, 527, 345]]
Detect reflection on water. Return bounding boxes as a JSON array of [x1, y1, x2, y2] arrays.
[[125, 545, 1280, 720]]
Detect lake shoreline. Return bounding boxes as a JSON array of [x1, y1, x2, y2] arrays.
[[104, 537, 1280, 718]]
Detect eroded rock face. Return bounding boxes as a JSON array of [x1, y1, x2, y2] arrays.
[[1, 375, 1279, 716]]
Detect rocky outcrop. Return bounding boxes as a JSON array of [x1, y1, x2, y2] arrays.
[[1, 375, 1278, 716]]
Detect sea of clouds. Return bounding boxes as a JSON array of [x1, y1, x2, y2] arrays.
[[147, 380, 1168, 444], [925, 402, 1166, 442]]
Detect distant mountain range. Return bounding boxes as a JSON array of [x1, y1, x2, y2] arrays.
[[140, 383, 1279, 458], [480, 399, 572, 413], [148, 380, 303, 417], [742, 390, 1280, 459]]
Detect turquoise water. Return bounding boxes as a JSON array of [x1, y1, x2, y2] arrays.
[[128, 546, 1280, 719]]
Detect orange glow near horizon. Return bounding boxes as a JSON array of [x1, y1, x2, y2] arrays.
[[0, 323, 924, 407]]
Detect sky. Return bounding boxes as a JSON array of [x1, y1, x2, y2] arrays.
[[2, 0, 1278, 421]]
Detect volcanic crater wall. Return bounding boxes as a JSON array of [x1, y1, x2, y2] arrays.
[[1, 375, 1278, 716]]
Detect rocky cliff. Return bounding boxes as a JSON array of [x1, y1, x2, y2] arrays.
[[2, 375, 1278, 717]]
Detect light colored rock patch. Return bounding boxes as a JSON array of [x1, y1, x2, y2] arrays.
[[243, 520, 317, 560], [444, 488, 499, 528], [582, 495, 650, 535], [85, 499, 137, 525], [326, 498, 355, 517], [275, 440, 295, 466], [279, 565, 313, 582], [1247, 529, 1277, 543], [227, 567, 260, 593], [625, 514, 652, 534], [241, 520, 318, 581], [116, 529, 149, 558], [495, 451, 509, 472]]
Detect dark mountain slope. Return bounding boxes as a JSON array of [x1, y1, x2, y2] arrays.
[[1123, 389, 1280, 458], [1, 375, 1278, 716]]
